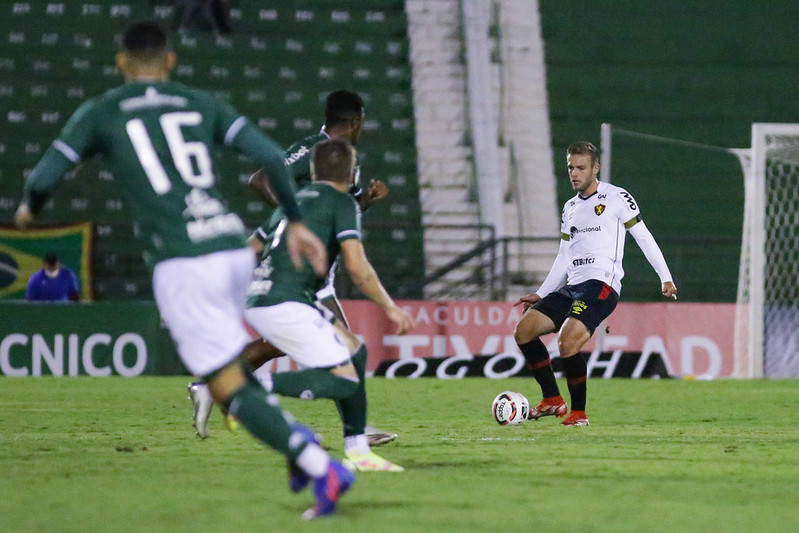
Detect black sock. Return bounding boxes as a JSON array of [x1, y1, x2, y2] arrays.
[[518, 338, 560, 398], [562, 354, 587, 411]]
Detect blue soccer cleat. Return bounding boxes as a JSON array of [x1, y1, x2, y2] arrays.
[[302, 460, 355, 520]]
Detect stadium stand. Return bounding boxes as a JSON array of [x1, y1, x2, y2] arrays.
[[0, 1, 421, 300]]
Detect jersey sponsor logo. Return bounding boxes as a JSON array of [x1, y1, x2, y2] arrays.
[[120, 87, 188, 111], [570, 300, 588, 316], [284, 145, 310, 166], [186, 213, 244, 242], [594, 204, 606, 216], [619, 191, 637, 210], [247, 280, 273, 296], [297, 189, 320, 199], [183, 189, 226, 218], [569, 225, 601, 238], [572, 257, 595, 267]]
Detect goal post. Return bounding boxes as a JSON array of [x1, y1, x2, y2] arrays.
[[601, 123, 799, 378], [742, 123, 799, 378]]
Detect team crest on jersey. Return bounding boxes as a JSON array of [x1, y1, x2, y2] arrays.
[[594, 204, 606, 216]]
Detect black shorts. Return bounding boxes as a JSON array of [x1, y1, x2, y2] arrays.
[[533, 279, 619, 336]]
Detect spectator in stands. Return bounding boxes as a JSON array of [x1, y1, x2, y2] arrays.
[[172, 0, 231, 34], [26, 253, 80, 302], [14, 21, 352, 520], [243, 90, 397, 448]]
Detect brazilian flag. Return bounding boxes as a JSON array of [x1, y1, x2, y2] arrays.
[[0, 223, 93, 301]]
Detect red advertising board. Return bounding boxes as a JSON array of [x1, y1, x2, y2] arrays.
[[339, 300, 736, 379]]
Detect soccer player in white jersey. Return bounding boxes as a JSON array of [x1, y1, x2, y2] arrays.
[[513, 141, 677, 426]]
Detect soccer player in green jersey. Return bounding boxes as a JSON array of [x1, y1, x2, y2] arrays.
[[14, 21, 352, 519], [243, 90, 397, 447], [244, 138, 415, 472]]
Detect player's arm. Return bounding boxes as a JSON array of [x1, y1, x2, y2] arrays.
[[15, 142, 81, 228], [340, 238, 414, 334], [227, 121, 327, 275], [229, 123, 299, 221], [16, 100, 99, 228], [627, 218, 677, 299], [355, 179, 388, 212], [514, 235, 570, 310], [247, 168, 279, 207]]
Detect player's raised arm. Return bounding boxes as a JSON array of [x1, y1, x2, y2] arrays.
[[340, 238, 414, 335], [627, 220, 677, 299]]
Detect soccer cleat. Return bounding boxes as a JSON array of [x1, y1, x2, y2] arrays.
[[527, 396, 568, 420], [301, 460, 355, 520], [288, 423, 321, 493], [365, 425, 398, 447], [187, 382, 213, 439], [561, 410, 590, 427], [223, 413, 239, 432], [343, 450, 404, 472]]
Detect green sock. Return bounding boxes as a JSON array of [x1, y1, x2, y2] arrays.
[[272, 366, 359, 400], [335, 344, 368, 437], [226, 382, 304, 460]]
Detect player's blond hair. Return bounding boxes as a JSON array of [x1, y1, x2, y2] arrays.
[[312, 138, 355, 184], [567, 141, 600, 166]]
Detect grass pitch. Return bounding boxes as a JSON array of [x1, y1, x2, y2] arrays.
[[1, 377, 797, 533]]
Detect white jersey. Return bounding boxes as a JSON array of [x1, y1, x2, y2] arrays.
[[561, 181, 641, 294]]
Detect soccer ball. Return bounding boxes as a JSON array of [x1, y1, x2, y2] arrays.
[[491, 390, 529, 425]]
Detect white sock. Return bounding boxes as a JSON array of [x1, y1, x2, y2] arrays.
[[252, 365, 273, 391], [344, 434, 370, 456], [295, 443, 330, 479]]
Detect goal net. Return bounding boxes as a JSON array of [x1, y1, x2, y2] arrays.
[[601, 123, 799, 378], [738, 123, 799, 378]]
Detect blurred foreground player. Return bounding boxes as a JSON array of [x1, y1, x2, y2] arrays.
[[245, 138, 414, 472], [243, 89, 396, 447], [15, 21, 351, 519]]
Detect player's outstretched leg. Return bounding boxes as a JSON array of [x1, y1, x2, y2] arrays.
[[337, 345, 404, 472], [187, 382, 213, 438], [517, 338, 567, 420], [224, 377, 356, 518]]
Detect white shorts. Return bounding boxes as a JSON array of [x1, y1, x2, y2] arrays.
[[315, 260, 338, 300], [244, 302, 351, 368], [153, 247, 255, 377]]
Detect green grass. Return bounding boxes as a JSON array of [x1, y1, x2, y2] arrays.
[[1, 377, 798, 532]]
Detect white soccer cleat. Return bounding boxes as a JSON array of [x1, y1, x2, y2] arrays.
[[365, 425, 398, 447], [187, 382, 213, 439]]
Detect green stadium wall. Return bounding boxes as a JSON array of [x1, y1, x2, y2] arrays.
[[540, 0, 799, 302], [0, 0, 422, 300]]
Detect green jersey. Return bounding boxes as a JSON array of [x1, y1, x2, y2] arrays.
[[283, 129, 362, 195], [22, 81, 300, 267], [247, 182, 361, 307], [283, 131, 328, 191]]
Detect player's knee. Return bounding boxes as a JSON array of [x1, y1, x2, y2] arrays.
[[513, 317, 534, 344], [557, 336, 585, 358]]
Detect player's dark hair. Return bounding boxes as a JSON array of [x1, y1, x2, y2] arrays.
[[313, 138, 355, 184], [567, 141, 600, 166], [43, 253, 58, 267], [122, 21, 169, 61], [325, 90, 364, 127]]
